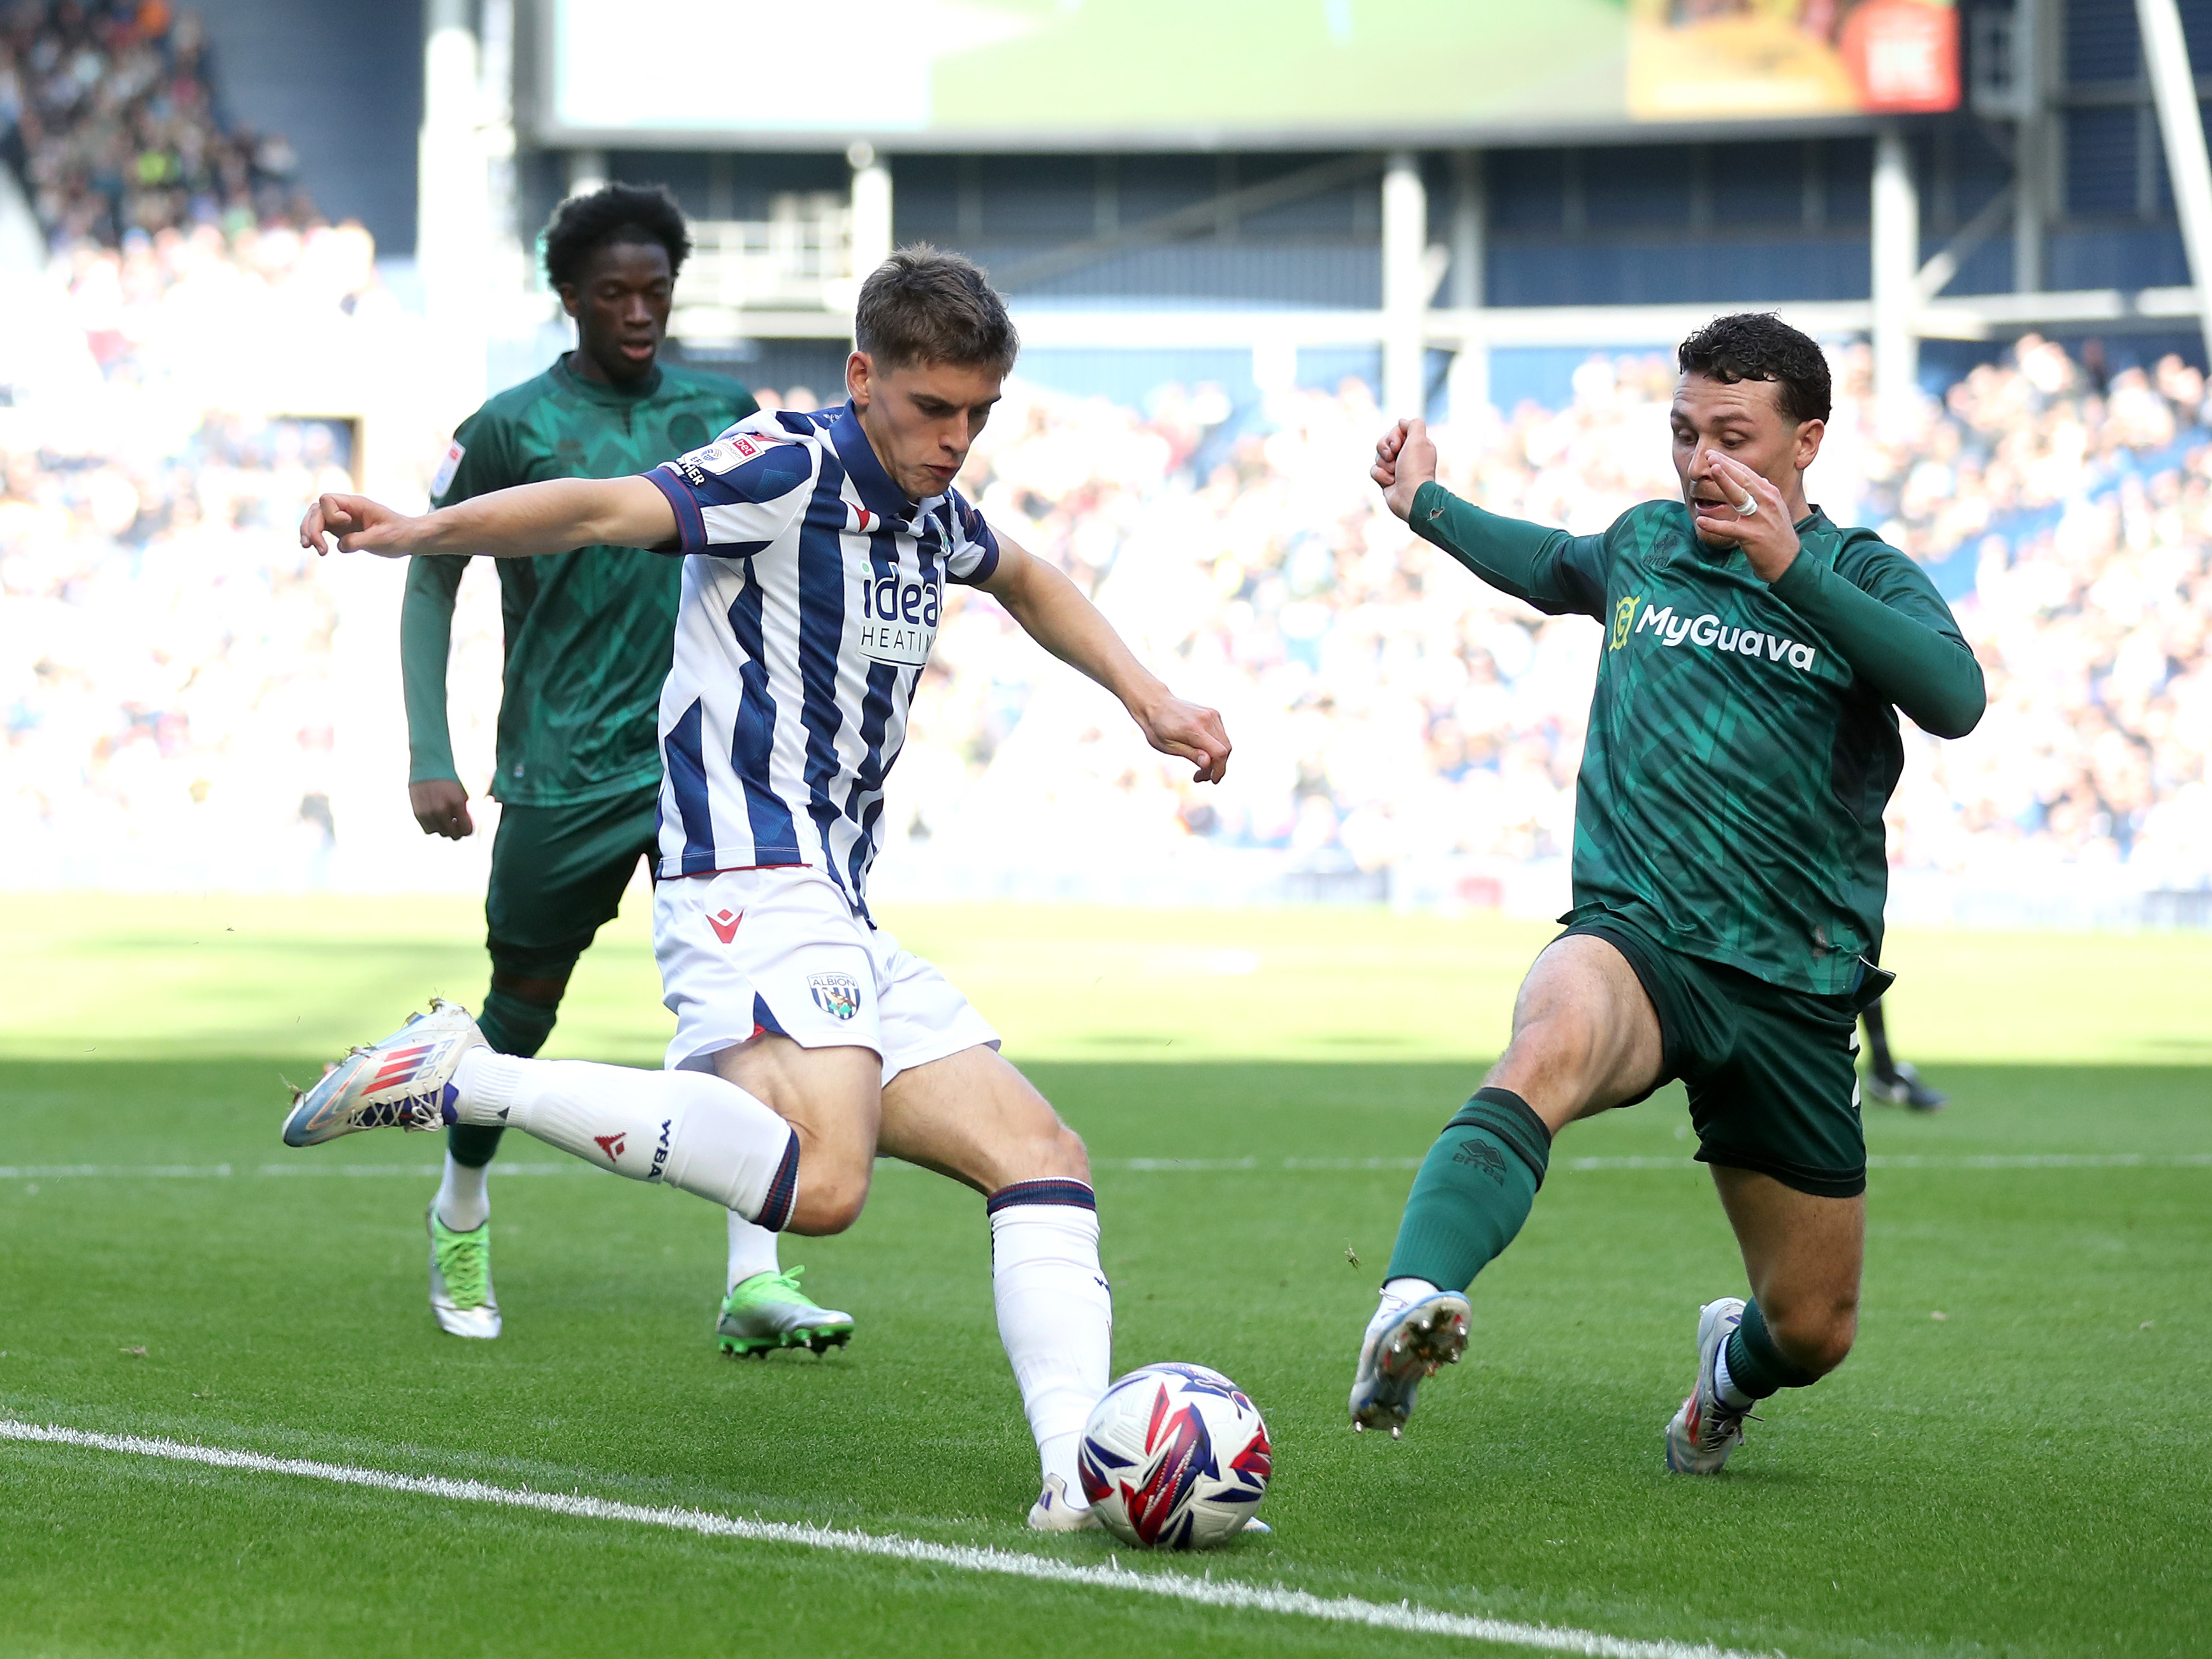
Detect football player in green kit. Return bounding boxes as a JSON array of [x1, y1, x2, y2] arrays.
[[402, 182, 852, 1356], [1351, 313, 1984, 1470]]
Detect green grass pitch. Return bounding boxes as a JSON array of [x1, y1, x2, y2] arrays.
[[2, 894, 2208, 1657]]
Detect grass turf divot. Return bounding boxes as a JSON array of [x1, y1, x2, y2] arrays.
[[0, 1418, 1770, 1659]]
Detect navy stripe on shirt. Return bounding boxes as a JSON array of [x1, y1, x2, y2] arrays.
[[663, 697, 718, 875]]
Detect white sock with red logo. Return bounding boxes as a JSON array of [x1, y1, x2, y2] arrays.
[[453, 1050, 801, 1228], [988, 1180, 1112, 1503], [727, 1210, 782, 1289]]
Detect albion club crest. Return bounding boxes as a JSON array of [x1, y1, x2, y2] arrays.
[[808, 972, 862, 1021]]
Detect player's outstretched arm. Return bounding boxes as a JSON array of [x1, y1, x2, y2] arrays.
[[1371, 418, 1605, 620], [299, 476, 678, 561], [978, 535, 1230, 784]]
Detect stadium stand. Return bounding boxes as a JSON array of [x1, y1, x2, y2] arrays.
[[0, 0, 316, 247], [5, 0, 2212, 925]]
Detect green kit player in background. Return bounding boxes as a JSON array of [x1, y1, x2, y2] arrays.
[[402, 182, 852, 1355], [1350, 312, 1985, 1470]]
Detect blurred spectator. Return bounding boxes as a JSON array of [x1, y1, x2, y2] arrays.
[[10, 228, 2212, 896], [881, 334, 2212, 892], [0, 0, 315, 250]]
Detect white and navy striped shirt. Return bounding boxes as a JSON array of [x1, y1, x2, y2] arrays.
[[641, 404, 1000, 913]]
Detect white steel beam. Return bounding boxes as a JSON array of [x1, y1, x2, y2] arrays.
[[2137, 0, 2212, 363], [1871, 123, 1921, 410], [1381, 151, 1429, 419]]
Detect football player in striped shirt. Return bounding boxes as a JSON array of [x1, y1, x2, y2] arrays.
[[286, 248, 1232, 1532]]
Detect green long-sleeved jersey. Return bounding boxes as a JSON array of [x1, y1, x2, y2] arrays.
[[1409, 482, 1985, 996], [401, 354, 757, 807]]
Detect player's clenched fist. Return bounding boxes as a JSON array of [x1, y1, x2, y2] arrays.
[[300, 493, 419, 557], [1371, 418, 1439, 523]]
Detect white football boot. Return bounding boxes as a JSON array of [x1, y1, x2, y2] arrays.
[[1664, 1296, 1752, 1474], [1349, 1287, 1471, 1436], [281, 999, 485, 1147], [427, 1204, 500, 1340], [1026, 1473, 1102, 1532]]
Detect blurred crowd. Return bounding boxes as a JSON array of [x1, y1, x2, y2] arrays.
[[0, 209, 418, 887], [1, 0, 312, 248], [887, 335, 2212, 893], [7, 197, 2212, 894], [0, 413, 351, 885]]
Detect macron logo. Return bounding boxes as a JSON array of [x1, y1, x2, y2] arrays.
[[593, 1133, 626, 1162], [708, 908, 742, 944], [1631, 602, 1817, 672]]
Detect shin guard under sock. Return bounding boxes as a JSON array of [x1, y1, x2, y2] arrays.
[[988, 1180, 1112, 1498], [1721, 1298, 1819, 1399], [455, 1050, 801, 1229], [447, 984, 561, 1169], [1384, 1086, 1552, 1292]]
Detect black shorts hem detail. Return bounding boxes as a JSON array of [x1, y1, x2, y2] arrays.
[[1694, 1147, 1866, 1199]]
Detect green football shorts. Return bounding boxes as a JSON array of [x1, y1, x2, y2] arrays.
[[1559, 914, 1886, 1199], [484, 786, 660, 983]]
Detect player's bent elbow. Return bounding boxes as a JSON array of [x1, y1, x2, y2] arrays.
[[1918, 689, 1986, 741]]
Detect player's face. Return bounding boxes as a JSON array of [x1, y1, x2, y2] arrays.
[[847, 353, 1002, 500], [560, 238, 673, 385], [1670, 373, 1824, 539]]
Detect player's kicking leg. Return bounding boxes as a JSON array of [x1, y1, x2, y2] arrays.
[[1351, 932, 1663, 1435], [284, 878, 1108, 1524]]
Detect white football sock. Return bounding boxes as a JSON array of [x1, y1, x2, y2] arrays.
[[727, 1210, 782, 1289], [1712, 1339, 1754, 1410], [1382, 1275, 1440, 1303], [1373, 1275, 1441, 1331], [454, 1049, 801, 1227], [989, 1181, 1112, 1504], [433, 1151, 490, 1232]]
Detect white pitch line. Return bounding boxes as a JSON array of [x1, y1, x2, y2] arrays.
[[0, 1419, 1765, 1659], [4, 1153, 2206, 1183]]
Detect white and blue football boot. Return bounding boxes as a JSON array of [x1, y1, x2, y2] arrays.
[[1026, 1473, 1102, 1533], [1349, 1287, 1471, 1437], [1664, 1296, 1752, 1474], [281, 999, 485, 1148]]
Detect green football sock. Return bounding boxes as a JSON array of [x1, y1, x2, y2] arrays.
[[1721, 1299, 1819, 1398], [449, 984, 563, 1168], [1383, 1086, 1552, 1292]]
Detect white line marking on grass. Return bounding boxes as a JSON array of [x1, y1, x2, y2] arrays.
[[5, 1153, 2206, 1183], [0, 1164, 236, 1179], [252, 1162, 584, 1178], [1, 1419, 1768, 1659]]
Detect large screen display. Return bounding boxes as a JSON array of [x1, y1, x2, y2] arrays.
[[541, 0, 1958, 148]]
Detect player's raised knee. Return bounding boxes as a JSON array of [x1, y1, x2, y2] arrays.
[[1040, 1120, 1090, 1181], [785, 1158, 873, 1234]]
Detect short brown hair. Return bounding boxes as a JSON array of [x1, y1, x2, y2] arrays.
[[854, 245, 1019, 374]]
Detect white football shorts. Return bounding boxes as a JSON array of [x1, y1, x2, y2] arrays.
[[653, 865, 999, 1084]]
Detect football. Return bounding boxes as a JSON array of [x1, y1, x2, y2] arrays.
[[1077, 1363, 1272, 1549]]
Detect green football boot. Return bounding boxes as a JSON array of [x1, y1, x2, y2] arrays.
[[427, 1205, 500, 1340], [717, 1266, 854, 1357]]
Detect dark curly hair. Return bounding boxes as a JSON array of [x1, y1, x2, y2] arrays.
[[854, 245, 1019, 373], [541, 182, 692, 291], [1677, 312, 1831, 425]]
